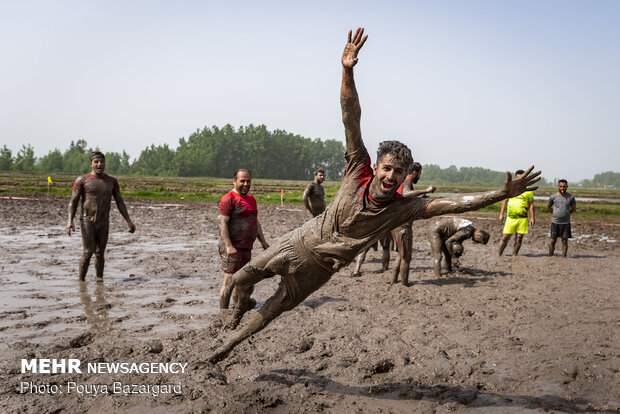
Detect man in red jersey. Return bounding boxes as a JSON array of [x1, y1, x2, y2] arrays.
[[208, 28, 540, 363], [218, 169, 269, 310], [67, 152, 136, 281]]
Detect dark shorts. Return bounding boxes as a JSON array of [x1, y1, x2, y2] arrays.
[[219, 241, 252, 274], [550, 223, 572, 239]]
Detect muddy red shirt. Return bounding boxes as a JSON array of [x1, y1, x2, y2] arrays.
[[219, 190, 259, 250], [72, 173, 120, 222]]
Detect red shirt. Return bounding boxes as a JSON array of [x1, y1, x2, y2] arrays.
[[219, 190, 259, 250]]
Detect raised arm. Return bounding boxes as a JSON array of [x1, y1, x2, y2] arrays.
[[341, 28, 368, 155], [423, 166, 541, 219], [66, 177, 84, 236], [112, 183, 136, 233]]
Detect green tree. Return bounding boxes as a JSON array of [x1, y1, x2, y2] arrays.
[[62, 139, 92, 174], [105, 150, 131, 175], [0, 145, 13, 171], [14, 144, 36, 171], [37, 149, 63, 172]]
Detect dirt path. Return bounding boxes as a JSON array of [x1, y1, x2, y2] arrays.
[[0, 196, 618, 413]]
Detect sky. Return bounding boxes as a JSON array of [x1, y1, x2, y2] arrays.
[[1, 0, 618, 182]]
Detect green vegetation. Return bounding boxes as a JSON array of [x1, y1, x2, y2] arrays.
[[2, 173, 618, 222], [2, 124, 617, 187], [1, 124, 346, 181]]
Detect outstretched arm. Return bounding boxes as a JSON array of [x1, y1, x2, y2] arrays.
[[341, 28, 368, 156], [403, 184, 436, 198], [422, 166, 541, 219]]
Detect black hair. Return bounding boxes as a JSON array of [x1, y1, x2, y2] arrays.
[[515, 169, 525, 176], [376, 140, 413, 170], [315, 169, 325, 175], [476, 229, 490, 245], [90, 151, 105, 161], [558, 179, 568, 185], [408, 162, 422, 175], [233, 169, 252, 179]]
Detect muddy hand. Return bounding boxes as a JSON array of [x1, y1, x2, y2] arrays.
[[504, 165, 541, 198], [342, 28, 368, 69], [66, 223, 75, 236]]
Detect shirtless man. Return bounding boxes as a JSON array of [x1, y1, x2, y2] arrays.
[[302, 169, 326, 217], [429, 217, 489, 277], [218, 169, 269, 309], [67, 152, 136, 281], [208, 28, 540, 363], [390, 162, 436, 285]]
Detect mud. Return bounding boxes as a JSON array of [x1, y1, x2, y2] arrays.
[[0, 196, 618, 413]]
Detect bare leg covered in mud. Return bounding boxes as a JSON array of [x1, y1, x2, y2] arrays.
[[79, 220, 109, 281], [498, 233, 524, 256], [391, 227, 412, 285], [549, 237, 569, 257], [209, 242, 332, 363], [430, 232, 452, 277]]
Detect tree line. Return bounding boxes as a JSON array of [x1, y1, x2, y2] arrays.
[[2, 124, 617, 187], [1, 124, 346, 180]]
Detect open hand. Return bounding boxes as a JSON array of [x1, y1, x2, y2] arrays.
[[504, 166, 541, 198], [342, 28, 368, 69]]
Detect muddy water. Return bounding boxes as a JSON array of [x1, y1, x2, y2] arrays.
[[0, 223, 222, 349]]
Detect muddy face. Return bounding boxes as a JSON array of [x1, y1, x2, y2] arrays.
[[90, 157, 105, 176], [233, 171, 252, 196], [370, 154, 406, 202]]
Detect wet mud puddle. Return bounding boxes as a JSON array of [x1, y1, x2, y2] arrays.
[[0, 225, 221, 350]]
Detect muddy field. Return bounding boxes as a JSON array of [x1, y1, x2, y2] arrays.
[[0, 196, 618, 413]]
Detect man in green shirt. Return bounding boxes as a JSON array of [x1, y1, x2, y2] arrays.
[[498, 169, 535, 256]]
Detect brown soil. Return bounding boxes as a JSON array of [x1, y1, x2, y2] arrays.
[[0, 196, 618, 413]]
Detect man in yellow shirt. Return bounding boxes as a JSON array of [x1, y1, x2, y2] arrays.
[[498, 169, 535, 256]]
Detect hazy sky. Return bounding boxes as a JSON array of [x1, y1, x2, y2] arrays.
[[1, 0, 618, 182]]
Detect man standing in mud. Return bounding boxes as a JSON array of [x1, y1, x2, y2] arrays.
[[498, 169, 535, 256], [218, 169, 269, 310], [207, 28, 540, 363], [390, 162, 435, 285], [547, 179, 576, 257], [67, 151, 136, 281], [302, 169, 326, 217], [429, 217, 490, 277]]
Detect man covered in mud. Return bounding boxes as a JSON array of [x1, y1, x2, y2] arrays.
[[302, 169, 326, 217], [429, 217, 489, 277], [67, 151, 136, 281], [350, 162, 435, 281], [546, 179, 576, 257], [218, 169, 269, 310], [390, 162, 436, 285], [208, 28, 540, 363], [498, 169, 535, 256]]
